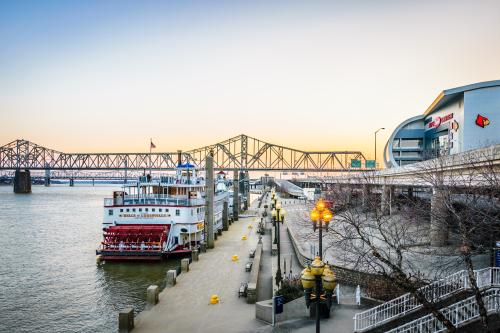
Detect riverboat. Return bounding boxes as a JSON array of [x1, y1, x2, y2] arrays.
[[96, 163, 229, 261]]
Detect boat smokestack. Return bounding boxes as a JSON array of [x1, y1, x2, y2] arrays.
[[177, 150, 182, 166]]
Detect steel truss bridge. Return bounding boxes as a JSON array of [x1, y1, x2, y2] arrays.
[[0, 135, 367, 176]]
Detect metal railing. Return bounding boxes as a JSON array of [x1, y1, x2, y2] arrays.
[[354, 267, 500, 332], [104, 194, 205, 207], [387, 288, 500, 333]]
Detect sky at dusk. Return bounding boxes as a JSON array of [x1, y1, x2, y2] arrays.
[[1, 0, 500, 163]]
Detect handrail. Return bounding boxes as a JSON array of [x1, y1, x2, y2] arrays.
[[354, 267, 500, 332], [386, 288, 500, 333], [104, 195, 205, 207]]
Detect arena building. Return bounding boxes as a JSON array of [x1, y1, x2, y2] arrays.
[[384, 80, 500, 168]]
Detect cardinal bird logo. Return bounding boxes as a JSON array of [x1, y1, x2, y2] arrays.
[[475, 114, 490, 128]]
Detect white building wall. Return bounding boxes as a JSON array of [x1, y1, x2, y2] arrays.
[[424, 98, 463, 155], [463, 86, 500, 151]]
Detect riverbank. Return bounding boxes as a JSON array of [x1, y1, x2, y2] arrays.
[[133, 200, 266, 333]]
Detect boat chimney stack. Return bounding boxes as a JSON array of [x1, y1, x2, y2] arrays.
[[177, 150, 182, 167]]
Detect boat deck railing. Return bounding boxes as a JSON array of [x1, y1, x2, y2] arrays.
[[104, 194, 205, 206]]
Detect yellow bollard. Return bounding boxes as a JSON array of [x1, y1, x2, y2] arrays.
[[241, 235, 247, 240], [210, 295, 220, 304], [248, 224, 253, 229], [231, 255, 239, 261]]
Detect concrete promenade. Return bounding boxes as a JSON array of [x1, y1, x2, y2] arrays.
[[133, 200, 266, 333]]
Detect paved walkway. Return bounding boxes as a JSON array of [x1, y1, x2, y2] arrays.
[[134, 201, 266, 333], [249, 304, 369, 333]]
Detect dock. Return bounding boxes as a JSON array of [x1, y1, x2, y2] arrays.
[[133, 200, 266, 333]]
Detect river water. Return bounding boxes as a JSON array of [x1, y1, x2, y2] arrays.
[[0, 185, 180, 333]]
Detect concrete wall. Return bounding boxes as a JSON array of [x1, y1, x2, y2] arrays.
[[247, 243, 263, 304]]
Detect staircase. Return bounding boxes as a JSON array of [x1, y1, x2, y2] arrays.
[[387, 288, 500, 333], [354, 267, 500, 332]]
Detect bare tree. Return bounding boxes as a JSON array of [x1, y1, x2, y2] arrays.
[[316, 146, 500, 331]]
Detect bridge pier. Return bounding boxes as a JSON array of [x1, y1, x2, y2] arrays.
[[44, 166, 50, 186], [430, 187, 448, 247], [407, 187, 414, 199], [14, 169, 31, 193], [361, 184, 370, 209], [380, 184, 392, 215], [205, 153, 215, 249], [233, 170, 239, 221]]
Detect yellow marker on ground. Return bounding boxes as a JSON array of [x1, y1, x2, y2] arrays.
[[241, 235, 247, 240], [231, 255, 239, 261], [248, 224, 253, 229], [210, 295, 220, 304]]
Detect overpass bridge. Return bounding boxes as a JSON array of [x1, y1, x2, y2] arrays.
[[291, 144, 500, 247]]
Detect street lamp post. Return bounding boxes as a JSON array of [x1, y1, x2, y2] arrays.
[[309, 198, 333, 259], [272, 201, 286, 287], [374, 127, 385, 167], [271, 191, 278, 244], [302, 198, 335, 333], [301, 257, 336, 333]]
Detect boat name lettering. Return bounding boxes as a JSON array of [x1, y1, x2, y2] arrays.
[[120, 214, 169, 218]]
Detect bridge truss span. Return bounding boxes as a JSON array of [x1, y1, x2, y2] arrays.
[[0, 135, 366, 172]]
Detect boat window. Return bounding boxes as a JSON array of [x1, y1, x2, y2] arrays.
[[133, 208, 136, 212], [126, 209, 130, 212], [108, 209, 113, 216], [145, 208, 149, 212], [152, 208, 155, 212], [120, 209, 123, 212], [191, 209, 194, 216], [176, 209, 180, 216], [139, 208, 142, 212], [166, 209, 169, 212], [159, 208, 163, 212]]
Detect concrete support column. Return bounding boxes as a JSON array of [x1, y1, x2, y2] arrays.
[[146, 285, 159, 305], [118, 308, 134, 333], [361, 184, 370, 209], [430, 187, 448, 247], [389, 186, 395, 216], [233, 170, 239, 221], [408, 187, 414, 199], [205, 153, 215, 249], [13, 169, 31, 194], [380, 184, 392, 215], [222, 201, 229, 231]]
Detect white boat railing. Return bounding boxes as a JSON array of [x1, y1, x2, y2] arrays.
[[104, 194, 205, 207], [386, 287, 500, 333], [354, 267, 500, 332]]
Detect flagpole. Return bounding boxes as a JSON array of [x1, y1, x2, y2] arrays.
[[149, 138, 152, 178]]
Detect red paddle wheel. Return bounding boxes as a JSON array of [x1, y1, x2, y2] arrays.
[[98, 225, 170, 260]]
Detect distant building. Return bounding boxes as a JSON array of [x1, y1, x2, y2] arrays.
[[384, 80, 500, 168]]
